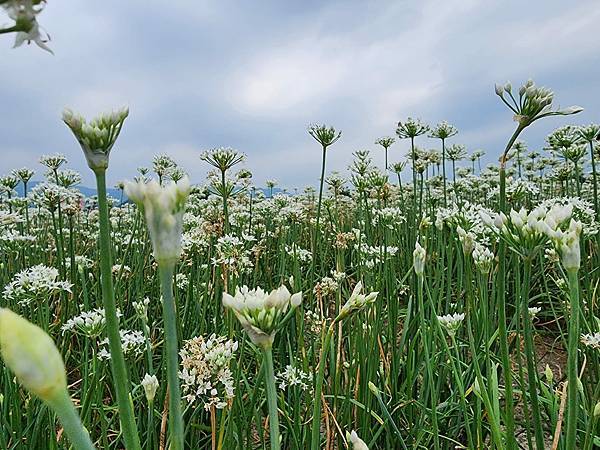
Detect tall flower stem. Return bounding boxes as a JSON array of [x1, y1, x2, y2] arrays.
[[94, 169, 142, 450], [520, 259, 544, 449], [48, 392, 96, 450], [588, 141, 599, 218], [158, 263, 184, 450], [310, 322, 335, 450], [263, 346, 281, 450], [311, 144, 327, 279], [497, 123, 525, 450], [565, 268, 581, 448], [221, 169, 230, 234], [441, 138, 447, 206], [315, 144, 327, 250]]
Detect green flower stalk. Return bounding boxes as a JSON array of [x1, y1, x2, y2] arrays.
[[577, 124, 600, 217], [200, 147, 245, 234], [547, 218, 583, 448], [308, 123, 341, 264], [494, 80, 582, 449], [310, 282, 377, 450], [223, 285, 302, 450], [375, 136, 395, 170], [62, 106, 141, 450], [126, 177, 191, 450], [429, 121, 458, 205], [0, 308, 95, 450], [396, 118, 429, 210]]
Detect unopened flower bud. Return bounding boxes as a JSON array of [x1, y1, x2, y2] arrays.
[[141, 374, 159, 403], [368, 381, 380, 396], [0, 308, 67, 402], [413, 241, 426, 276], [594, 401, 600, 418], [346, 430, 369, 450], [544, 364, 554, 385]]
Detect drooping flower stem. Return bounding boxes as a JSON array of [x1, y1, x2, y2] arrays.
[[565, 268, 581, 449], [262, 346, 281, 450], [48, 392, 95, 450], [158, 262, 185, 450], [94, 169, 142, 450]]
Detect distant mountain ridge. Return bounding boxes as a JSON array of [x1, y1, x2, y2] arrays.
[[14, 181, 283, 200], [14, 181, 124, 200]]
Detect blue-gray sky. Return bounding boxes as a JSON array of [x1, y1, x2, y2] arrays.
[[1, 0, 599, 189]]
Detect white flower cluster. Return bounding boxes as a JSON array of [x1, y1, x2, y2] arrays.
[[98, 330, 145, 360], [62, 107, 129, 171], [125, 177, 191, 266], [223, 285, 302, 347], [437, 313, 465, 337], [61, 307, 109, 337], [339, 281, 378, 319], [133, 297, 150, 322], [285, 243, 312, 262], [212, 235, 253, 275], [480, 202, 583, 270], [179, 334, 238, 410], [472, 243, 494, 274], [3, 264, 72, 306], [313, 276, 339, 297], [581, 332, 600, 350], [276, 364, 311, 391], [354, 241, 399, 268]]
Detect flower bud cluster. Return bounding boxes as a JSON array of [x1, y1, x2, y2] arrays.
[[63, 107, 129, 172], [223, 285, 302, 347]]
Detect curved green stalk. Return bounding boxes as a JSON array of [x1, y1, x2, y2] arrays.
[[49, 391, 95, 450]]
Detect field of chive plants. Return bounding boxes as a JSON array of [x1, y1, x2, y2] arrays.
[[0, 79, 599, 450]]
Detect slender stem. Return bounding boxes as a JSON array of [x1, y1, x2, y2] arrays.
[[263, 346, 281, 450], [312, 145, 327, 279], [221, 169, 229, 234], [158, 263, 185, 450], [310, 322, 335, 450], [94, 170, 142, 450], [315, 145, 327, 241], [589, 141, 599, 218], [441, 138, 447, 207], [520, 259, 544, 449], [565, 268, 581, 448], [497, 123, 525, 450], [49, 392, 95, 450]]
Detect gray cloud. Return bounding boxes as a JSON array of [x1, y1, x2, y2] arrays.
[[1, 0, 599, 189]]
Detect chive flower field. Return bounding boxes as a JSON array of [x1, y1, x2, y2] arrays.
[[1, 2, 600, 449], [1, 80, 599, 449]]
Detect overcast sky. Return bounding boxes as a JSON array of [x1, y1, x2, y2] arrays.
[[1, 0, 599, 189]]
